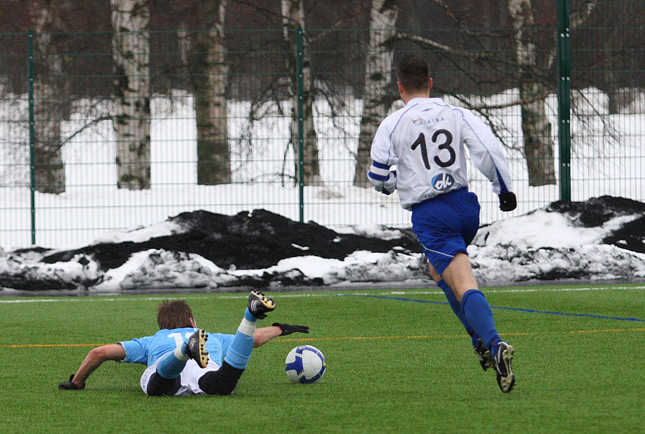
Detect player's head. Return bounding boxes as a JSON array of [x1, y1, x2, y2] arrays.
[[397, 54, 432, 98], [157, 299, 195, 329]]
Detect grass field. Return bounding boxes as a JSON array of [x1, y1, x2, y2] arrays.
[[1, 283, 643, 433]]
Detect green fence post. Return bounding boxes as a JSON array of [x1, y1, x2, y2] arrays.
[[557, 0, 572, 202], [27, 30, 37, 245], [296, 26, 305, 223]]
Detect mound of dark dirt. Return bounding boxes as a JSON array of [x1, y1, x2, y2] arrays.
[[547, 196, 645, 227], [602, 215, 645, 253], [42, 209, 421, 271], [547, 196, 645, 253]]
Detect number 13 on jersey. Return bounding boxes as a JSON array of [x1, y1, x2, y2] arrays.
[[410, 129, 456, 170]]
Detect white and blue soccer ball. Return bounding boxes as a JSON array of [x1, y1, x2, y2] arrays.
[[285, 345, 326, 384]]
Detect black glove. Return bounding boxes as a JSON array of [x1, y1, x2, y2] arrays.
[[59, 374, 85, 390], [272, 323, 309, 336], [498, 192, 517, 212]]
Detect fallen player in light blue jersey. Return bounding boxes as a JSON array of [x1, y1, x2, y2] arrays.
[[58, 291, 308, 396]]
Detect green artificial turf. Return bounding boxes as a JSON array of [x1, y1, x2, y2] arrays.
[[1, 284, 643, 433]]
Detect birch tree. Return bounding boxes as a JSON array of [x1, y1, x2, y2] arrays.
[[506, 0, 595, 186], [507, 0, 554, 186], [186, 0, 231, 184], [282, 0, 321, 185], [28, 0, 66, 194], [111, 0, 151, 190], [353, 0, 398, 187]]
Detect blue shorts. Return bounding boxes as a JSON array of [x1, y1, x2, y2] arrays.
[[411, 188, 480, 275]]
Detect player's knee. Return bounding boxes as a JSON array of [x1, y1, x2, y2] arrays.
[[146, 372, 181, 396], [198, 371, 234, 395], [198, 362, 244, 396]]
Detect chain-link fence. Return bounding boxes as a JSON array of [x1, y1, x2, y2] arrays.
[[0, 0, 643, 249]]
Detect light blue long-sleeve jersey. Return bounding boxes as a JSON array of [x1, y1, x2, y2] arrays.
[[119, 328, 234, 367]]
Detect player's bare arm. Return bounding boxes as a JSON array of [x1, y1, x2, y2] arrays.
[[60, 343, 126, 390], [252, 326, 283, 347], [253, 323, 309, 347]]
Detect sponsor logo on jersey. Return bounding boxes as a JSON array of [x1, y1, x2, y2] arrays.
[[432, 173, 454, 191], [412, 116, 445, 126]]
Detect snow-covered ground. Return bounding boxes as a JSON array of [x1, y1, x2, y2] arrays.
[[0, 196, 643, 294]]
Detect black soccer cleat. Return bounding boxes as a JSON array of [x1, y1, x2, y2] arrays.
[[185, 329, 209, 369], [493, 341, 515, 393], [58, 374, 85, 390], [474, 338, 493, 372], [248, 290, 275, 319]]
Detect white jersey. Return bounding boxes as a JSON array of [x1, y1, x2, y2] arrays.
[[369, 97, 513, 210]]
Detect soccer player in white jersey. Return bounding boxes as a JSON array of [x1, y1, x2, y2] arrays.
[[58, 291, 309, 396], [368, 54, 518, 393]]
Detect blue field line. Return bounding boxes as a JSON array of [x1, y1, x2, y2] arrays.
[[337, 294, 645, 322]]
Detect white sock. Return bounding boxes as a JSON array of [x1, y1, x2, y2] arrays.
[[237, 317, 257, 337], [174, 343, 188, 361]]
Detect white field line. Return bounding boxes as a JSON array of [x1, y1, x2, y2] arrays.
[[0, 285, 644, 304]]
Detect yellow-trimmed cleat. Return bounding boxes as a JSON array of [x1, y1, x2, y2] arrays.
[[186, 329, 209, 368], [493, 341, 515, 393], [248, 290, 275, 319]]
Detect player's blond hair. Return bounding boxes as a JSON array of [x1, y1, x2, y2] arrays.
[[157, 299, 194, 329]]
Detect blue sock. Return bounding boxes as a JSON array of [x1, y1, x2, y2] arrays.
[[244, 307, 258, 323], [437, 280, 480, 347], [156, 343, 188, 379], [225, 308, 257, 370], [460, 289, 501, 351]]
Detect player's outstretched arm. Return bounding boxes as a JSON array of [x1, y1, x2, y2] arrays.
[[252, 323, 309, 348], [59, 343, 126, 390]]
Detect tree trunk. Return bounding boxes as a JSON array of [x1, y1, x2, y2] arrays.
[[28, 1, 66, 194], [282, 0, 320, 185], [111, 0, 151, 190], [353, 0, 398, 187], [507, 0, 555, 186], [186, 0, 231, 185], [520, 82, 554, 185]]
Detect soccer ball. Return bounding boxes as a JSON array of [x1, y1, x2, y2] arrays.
[[285, 345, 326, 383]]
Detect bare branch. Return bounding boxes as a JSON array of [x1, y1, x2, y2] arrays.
[[229, 0, 284, 26], [60, 114, 113, 147], [469, 91, 553, 111], [309, 3, 368, 44], [394, 32, 492, 60]]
